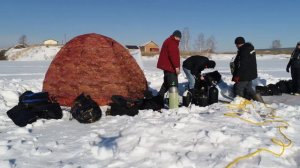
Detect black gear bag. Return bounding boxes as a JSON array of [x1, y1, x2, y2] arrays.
[[7, 91, 63, 127], [70, 93, 102, 123]]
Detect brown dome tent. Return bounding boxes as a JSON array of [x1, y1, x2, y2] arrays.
[[43, 33, 147, 106]]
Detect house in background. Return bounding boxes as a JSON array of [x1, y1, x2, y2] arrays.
[[140, 41, 159, 53], [43, 39, 58, 46], [125, 45, 140, 50]]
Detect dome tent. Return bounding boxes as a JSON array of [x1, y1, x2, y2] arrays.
[[43, 33, 147, 106]]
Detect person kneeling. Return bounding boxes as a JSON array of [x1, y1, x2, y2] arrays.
[[182, 55, 216, 90]]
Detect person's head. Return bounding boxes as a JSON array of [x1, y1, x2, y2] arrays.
[[297, 41, 300, 49], [172, 30, 182, 41], [206, 60, 216, 69], [235, 36, 245, 48]]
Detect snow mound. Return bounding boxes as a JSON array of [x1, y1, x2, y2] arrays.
[[5, 46, 62, 61]]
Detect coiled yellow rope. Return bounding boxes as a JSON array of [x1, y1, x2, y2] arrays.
[[224, 98, 292, 168]]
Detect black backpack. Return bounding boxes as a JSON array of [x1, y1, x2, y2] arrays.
[[70, 93, 102, 123], [267, 84, 282, 96], [204, 71, 222, 86], [276, 80, 289, 94], [7, 91, 63, 127], [107, 95, 141, 116]]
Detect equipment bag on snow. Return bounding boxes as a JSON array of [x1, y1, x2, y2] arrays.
[[276, 80, 293, 94], [208, 85, 219, 104], [267, 84, 282, 96], [7, 104, 39, 127], [107, 95, 141, 116], [204, 71, 222, 86], [256, 84, 281, 96], [139, 94, 164, 111], [7, 91, 63, 127], [276, 80, 289, 94], [19, 91, 50, 106], [70, 93, 102, 123]]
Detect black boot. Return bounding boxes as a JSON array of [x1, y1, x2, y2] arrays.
[[253, 93, 264, 103]]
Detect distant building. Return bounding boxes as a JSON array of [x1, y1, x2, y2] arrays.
[[14, 44, 27, 49], [125, 45, 139, 50], [43, 39, 58, 46], [140, 41, 159, 53]]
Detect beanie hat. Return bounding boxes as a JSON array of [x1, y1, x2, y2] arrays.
[[297, 41, 300, 45], [207, 60, 216, 69], [172, 30, 182, 38], [235, 37, 245, 45]]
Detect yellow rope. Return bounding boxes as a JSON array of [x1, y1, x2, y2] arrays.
[[224, 99, 292, 168]]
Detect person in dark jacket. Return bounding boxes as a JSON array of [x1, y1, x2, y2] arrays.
[[232, 37, 263, 102], [157, 30, 181, 97], [286, 42, 300, 95], [182, 55, 216, 89]]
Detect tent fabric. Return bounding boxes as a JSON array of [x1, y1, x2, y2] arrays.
[[43, 33, 147, 106]]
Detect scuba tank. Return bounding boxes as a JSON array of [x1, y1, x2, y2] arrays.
[[168, 82, 179, 109], [193, 80, 209, 107], [208, 84, 219, 105]]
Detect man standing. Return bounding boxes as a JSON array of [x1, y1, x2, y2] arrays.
[[232, 37, 263, 102], [157, 30, 181, 97], [286, 42, 300, 95], [182, 55, 216, 89]]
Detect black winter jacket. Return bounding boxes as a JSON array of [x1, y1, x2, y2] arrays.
[[233, 43, 258, 81], [183, 55, 209, 76], [287, 48, 300, 69]]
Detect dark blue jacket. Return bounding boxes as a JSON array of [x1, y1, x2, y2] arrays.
[[233, 43, 258, 81], [287, 49, 300, 69], [183, 55, 209, 76]]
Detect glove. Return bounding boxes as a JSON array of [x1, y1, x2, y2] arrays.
[[233, 76, 240, 83], [286, 66, 290, 73], [199, 75, 205, 81]]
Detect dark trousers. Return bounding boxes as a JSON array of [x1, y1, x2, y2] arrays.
[[291, 68, 300, 93], [158, 71, 178, 97], [234, 81, 256, 99]]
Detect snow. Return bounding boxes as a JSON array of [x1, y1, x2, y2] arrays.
[[0, 54, 300, 168], [5, 46, 62, 61], [128, 49, 144, 69], [5, 46, 145, 70]]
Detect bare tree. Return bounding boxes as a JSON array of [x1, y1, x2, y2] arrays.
[[271, 40, 281, 49], [0, 49, 7, 60], [19, 35, 27, 45], [180, 27, 190, 52], [206, 36, 217, 53], [194, 33, 205, 53]]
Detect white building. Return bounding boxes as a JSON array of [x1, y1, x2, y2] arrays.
[[43, 39, 58, 46]]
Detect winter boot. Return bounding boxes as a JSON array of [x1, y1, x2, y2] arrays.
[[253, 93, 264, 103]]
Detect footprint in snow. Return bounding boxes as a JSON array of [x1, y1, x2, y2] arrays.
[[31, 146, 52, 156], [0, 159, 16, 168]]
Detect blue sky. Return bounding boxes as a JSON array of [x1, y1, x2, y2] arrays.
[[0, 0, 299, 51]]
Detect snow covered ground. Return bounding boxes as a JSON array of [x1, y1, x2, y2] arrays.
[[5, 46, 61, 61], [0, 54, 300, 168]]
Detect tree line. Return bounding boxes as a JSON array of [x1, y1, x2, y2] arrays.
[[179, 27, 285, 53], [180, 27, 217, 53]]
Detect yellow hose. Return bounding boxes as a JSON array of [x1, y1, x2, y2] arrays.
[[224, 99, 292, 168]]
